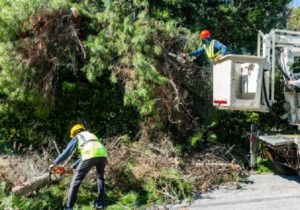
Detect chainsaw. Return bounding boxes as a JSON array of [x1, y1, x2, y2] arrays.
[[168, 52, 187, 64], [49, 165, 74, 181]]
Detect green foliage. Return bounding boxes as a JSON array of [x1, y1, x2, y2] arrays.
[[189, 131, 203, 147], [0, 179, 92, 210], [0, 102, 49, 151], [83, 2, 185, 116], [0, 0, 292, 150], [106, 164, 194, 207], [255, 157, 275, 174], [175, 144, 184, 156], [0, 183, 13, 209], [160, 168, 193, 201], [143, 180, 163, 204], [148, 0, 291, 52], [61, 81, 77, 92], [118, 134, 131, 145], [106, 192, 138, 210], [0, 167, 192, 209], [0, 0, 69, 38], [0, 0, 72, 104], [205, 110, 260, 147], [1, 185, 61, 210], [288, 6, 300, 30]]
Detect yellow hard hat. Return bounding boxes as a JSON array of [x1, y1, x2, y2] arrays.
[[70, 124, 85, 138]]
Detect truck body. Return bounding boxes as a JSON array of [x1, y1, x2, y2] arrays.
[[213, 29, 300, 173]]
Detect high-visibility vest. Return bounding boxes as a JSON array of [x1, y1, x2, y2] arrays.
[[77, 131, 107, 160], [203, 39, 221, 62]]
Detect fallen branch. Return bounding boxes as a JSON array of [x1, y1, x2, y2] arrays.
[[11, 173, 49, 196], [52, 139, 61, 156], [195, 163, 241, 170]]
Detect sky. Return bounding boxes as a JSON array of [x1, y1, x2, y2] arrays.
[[292, 0, 300, 8]]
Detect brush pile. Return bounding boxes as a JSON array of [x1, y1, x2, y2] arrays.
[[16, 8, 86, 106], [106, 135, 243, 202]]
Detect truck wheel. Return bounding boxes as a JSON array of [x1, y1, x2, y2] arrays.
[[272, 161, 296, 176]]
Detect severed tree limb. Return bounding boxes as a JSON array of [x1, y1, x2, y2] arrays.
[[168, 77, 181, 111], [195, 162, 241, 170], [11, 173, 49, 196], [52, 139, 61, 156], [70, 25, 86, 60], [11, 151, 76, 196]]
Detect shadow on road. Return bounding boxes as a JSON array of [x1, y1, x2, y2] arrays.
[[278, 174, 300, 183]]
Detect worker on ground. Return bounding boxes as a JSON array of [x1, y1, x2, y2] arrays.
[[49, 124, 107, 210], [182, 29, 227, 62]]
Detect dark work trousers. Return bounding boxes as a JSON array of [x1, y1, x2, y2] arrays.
[[66, 157, 107, 208]]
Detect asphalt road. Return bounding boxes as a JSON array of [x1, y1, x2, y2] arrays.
[[170, 173, 300, 210]]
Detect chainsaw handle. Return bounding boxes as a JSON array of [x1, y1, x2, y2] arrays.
[[49, 166, 74, 182], [48, 164, 55, 181], [48, 169, 53, 182]]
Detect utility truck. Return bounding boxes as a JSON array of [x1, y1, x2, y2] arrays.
[[213, 29, 300, 174]]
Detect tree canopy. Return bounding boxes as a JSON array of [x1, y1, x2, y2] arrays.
[[0, 0, 291, 146]]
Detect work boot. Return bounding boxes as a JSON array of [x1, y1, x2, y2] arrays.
[[95, 199, 104, 209]]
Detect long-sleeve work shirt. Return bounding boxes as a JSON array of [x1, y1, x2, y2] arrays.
[[189, 40, 227, 57], [53, 137, 81, 169]]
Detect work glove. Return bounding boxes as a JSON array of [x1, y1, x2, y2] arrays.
[[215, 55, 223, 63], [181, 53, 188, 58]]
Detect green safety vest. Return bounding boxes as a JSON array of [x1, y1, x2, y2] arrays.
[[77, 131, 107, 160], [203, 39, 221, 62]]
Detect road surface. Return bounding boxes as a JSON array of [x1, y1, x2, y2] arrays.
[[170, 173, 300, 210]]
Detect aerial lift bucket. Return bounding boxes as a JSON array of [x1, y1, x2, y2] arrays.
[[213, 54, 269, 112]]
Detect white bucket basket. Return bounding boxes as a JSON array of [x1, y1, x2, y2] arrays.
[[213, 54, 269, 112]]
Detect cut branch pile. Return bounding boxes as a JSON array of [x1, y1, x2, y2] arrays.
[[183, 145, 242, 191], [105, 135, 244, 202], [0, 136, 243, 200], [156, 53, 213, 134]]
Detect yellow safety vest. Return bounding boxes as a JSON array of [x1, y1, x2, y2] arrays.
[[203, 39, 221, 62], [77, 131, 107, 160]]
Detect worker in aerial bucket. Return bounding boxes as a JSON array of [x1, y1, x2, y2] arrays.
[[182, 29, 227, 62], [49, 124, 107, 210]]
